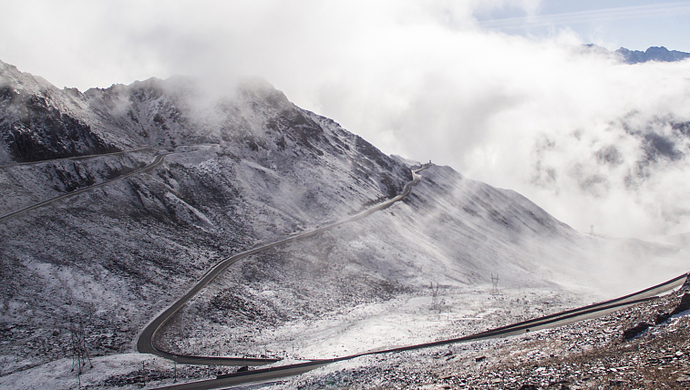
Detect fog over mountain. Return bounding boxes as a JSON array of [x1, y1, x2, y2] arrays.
[[3, 1, 690, 242], [1, 60, 687, 388]]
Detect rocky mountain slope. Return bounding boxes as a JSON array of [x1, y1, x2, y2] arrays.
[[0, 59, 413, 374], [0, 60, 688, 388]]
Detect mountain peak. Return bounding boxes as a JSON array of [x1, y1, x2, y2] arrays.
[[0, 60, 58, 95]]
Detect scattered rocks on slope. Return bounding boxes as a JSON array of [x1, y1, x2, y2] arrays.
[[282, 286, 690, 390]]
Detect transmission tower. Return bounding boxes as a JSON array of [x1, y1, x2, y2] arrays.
[[490, 273, 500, 296], [70, 318, 92, 375], [430, 282, 440, 311]]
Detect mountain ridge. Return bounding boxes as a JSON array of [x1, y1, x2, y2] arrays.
[[581, 44, 690, 64], [616, 45, 690, 64]]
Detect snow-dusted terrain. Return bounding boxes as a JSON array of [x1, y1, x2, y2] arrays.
[[1, 59, 688, 389]]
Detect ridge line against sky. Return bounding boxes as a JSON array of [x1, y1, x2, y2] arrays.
[[478, 2, 690, 31]]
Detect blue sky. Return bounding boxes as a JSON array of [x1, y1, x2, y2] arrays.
[[475, 0, 690, 52]]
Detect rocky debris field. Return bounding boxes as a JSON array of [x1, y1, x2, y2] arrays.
[[280, 286, 690, 390], [442, 291, 690, 389]]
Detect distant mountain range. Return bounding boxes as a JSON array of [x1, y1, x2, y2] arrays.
[[616, 46, 690, 64], [583, 44, 690, 64]]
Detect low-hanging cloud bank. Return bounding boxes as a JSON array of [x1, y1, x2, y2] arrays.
[[2, 0, 690, 241]]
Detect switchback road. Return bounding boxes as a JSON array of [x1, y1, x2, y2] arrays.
[[136, 164, 430, 365], [4, 153, 685, 389]]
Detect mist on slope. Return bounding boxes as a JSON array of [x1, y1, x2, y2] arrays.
[[3, 1, 690, 242]]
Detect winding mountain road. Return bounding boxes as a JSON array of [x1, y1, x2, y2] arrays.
[[3, 151, 686, 389], [136, 165, 429, 365], [135, 160, 687, 389]]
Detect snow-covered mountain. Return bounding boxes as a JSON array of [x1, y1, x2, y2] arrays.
[[580, 44, 690, 64], [615, 46, 690, 64], [0, 60, 687, 387]]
